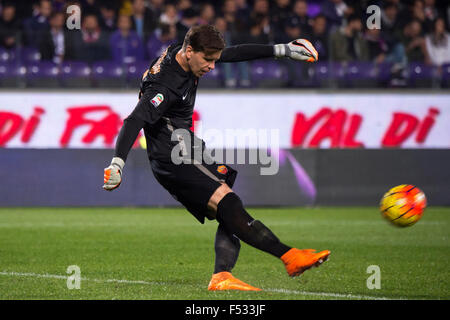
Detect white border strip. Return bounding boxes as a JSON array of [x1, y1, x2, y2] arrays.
[[0, 271, 401, 300]]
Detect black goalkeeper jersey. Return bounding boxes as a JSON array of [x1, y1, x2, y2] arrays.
[[114, 43, 275, 163]]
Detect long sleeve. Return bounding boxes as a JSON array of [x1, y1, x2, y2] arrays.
[[114, 85, 172, 161], [218, 44, 275, 63], [114, 114, 145, 162]]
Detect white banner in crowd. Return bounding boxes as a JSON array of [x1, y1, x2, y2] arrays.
[[0, 91, 449, 149]]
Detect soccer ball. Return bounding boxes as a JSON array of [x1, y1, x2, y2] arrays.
[[380, 185, 427, 227]]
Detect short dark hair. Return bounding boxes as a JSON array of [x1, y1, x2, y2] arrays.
[[182, 24, 226, 54]]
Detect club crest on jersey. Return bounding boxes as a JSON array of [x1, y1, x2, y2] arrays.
[[217, 165, 228, 175], [150, 93, 164, 107]]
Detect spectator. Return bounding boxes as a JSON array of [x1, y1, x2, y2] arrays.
[[329, 14, 369, 62], [271, 0, 292, 23], [214, 16, 230, 37], [248, 14, 270, 44], [214, 15, 250, 88], [131, 0, 158, 42], [10, 0, 35, 21], [277, 0, 311, 43], [147, 23, 177, 60], [424, 0, 439, 32], [159, 3, 179, 26], [235, 0, 251, 23], [287, 0, 312, 37], [403, 0, 435, 34], [280, 1, 314, 87], [221, 0, 247, 45], [80, 0, 102, 17], [410, 0, 426, 27], [283, 18, 302, 43], [424, 0, 438, 20], [149, 0, 165, 18], [365, 28, 390, 64], [401, 19, 429, 63], [215, 15, 234, 87], [176, 8, 199, 44], [176, 0, 192, 12], [23, 0, 52, 47], [379, 3, 409, 64], [99, 3, 117, 34], [39, 11, 71, 63], [309, 14, 329, 62], [0, 2, 21, 49], [70, 13, 111, 63], [110, 14, 144, 63], [271, 0, 292, 42], [244, 12, 271, 87], [198, 3, 215, 25], [425, 17, 450, 67], [381, 3, 403, 42], [321, 0, 354, 31], [214, 16, 231, 45], [391, 0, 411, 29], [52, 0, 67, 12], [252, 0, 270, 21], [222, 0, 238, 28], [249, 0, 272, 43]]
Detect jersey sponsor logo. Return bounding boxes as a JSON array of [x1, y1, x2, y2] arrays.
[[217, 165, 228, 175], [150, 93, 164, 108]]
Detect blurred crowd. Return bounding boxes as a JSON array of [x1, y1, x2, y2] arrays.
[[0, 0, 449, 87]]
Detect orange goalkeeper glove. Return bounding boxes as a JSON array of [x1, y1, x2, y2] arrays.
[[103, 157, 124, 191], [274, 39, 318, 62]]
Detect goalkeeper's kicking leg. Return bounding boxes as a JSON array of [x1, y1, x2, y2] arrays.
[[207, 183, 330, 291]]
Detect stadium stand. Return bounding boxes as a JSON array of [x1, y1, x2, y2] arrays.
[[0, 0, 448, 89]]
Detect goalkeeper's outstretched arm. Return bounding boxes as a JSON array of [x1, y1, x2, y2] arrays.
[[218, 39, 318, 63]]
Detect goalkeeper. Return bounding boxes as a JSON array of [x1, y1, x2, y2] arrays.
[[103, 24, 330, 291]]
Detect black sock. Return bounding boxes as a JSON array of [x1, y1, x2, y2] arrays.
[[216, 192, 291, 258], [214, 223, 241, 274]]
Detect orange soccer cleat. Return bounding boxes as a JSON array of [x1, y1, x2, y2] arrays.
[[207, 272, 262, 291], [281, 248, 331, 277]]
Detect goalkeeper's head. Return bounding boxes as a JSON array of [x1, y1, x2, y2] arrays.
[[181, 24, 226, 78]]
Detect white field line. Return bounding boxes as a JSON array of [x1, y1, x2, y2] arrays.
[[0, 271, 403, 300], [0, 271, 167, 286], [266, 288, 393, 300]]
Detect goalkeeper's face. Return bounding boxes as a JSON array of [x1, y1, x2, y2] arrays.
[[186, 46, 222, 78]]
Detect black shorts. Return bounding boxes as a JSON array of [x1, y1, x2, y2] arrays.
[[150, 160, 237, 224]]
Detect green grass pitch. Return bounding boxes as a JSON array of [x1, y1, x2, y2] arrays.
[[0, 207, 448, 300]]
